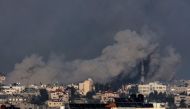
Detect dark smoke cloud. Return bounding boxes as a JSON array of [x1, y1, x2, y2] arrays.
[[0, 0, 189, 82], [6, 29, 181, 84]]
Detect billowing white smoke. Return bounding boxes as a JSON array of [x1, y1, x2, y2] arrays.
[[6, 29, 181, 84]]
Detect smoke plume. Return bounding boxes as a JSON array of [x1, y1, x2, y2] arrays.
[[6, 29, 181, 84]]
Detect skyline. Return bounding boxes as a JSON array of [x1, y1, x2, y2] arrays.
[[0, 1, 189, 84]]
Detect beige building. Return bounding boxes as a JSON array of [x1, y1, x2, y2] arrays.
[[79, 78, 94, 95], [47, 100, 64, 108], [138, 82, 166, 96], [46, 86, 65, 92]]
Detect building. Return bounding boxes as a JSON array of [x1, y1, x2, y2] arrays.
[[138, 82, 166, 96], [170, 86, 188, 95], [7, 95, 27, 105], [187, 87, 190, 95], [110, 103, 165, 109], [18, 103, 46, 109], [0, 95, 8, 103], [121, 84, 137, 94], [79, 78, 94, 95], [174, 95, 190, 107], [100, 91, 120, 103], [46, 85, 65, 92], [68, 100, 165, 109], [47, 100, 64, 108], [49, 89, 69, 103], [2, 85, 25, 95]]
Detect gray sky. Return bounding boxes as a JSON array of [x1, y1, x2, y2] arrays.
[[0, 0, 189, 79]]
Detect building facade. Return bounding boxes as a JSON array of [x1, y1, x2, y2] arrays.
[[138, 82, 166, 96], [79, 78, 94, 95]]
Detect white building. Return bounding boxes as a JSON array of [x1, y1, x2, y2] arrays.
[[49, 89, 69, 103], [8, 96, 27, 105], [2, 85, 25, 95], [100, 91, 120, 103], [138, 82, 166, 96], [78, 78, 94, 95], [170, 86, 188, 95]]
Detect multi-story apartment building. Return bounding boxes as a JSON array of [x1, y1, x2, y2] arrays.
[[79, 78, 94, 95]]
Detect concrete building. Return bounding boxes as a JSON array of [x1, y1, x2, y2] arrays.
[[79, 78, 94, 95], [46, 86, 65, 92], [110, 103, 165, 109], [175, 95, 190, 107], [47, 100, 64, 108], [138, 82, 166, 96], [2, 85, 25, 95], [170, 86, 190, 95], [18, 103, 46, 109], [100, 91, 120, 103], [8, 95, 27, 105], [49, 89, 69, 103]]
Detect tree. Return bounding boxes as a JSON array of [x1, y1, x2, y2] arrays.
[[128, 86, 138, 95], [179, 99, 187, 108], [137, 94, 144, 102], [39, 89, 49, 103], [86, 91, 96, 99], [179, 91, 187, 95], [31, 89, 49, 105], [166, 94, 175, 108], [94, 83, 111, 92], [66, 86, 80, 102]]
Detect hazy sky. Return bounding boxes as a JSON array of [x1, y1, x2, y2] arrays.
[[0, 0, 189, 79]]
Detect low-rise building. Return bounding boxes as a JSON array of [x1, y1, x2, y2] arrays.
[[46, 86, 65, 92], [8, 95, 27, 105], [138, 82, 166, 96], [100, 91, 120, 103], [49, 89, 69, 103], [0, 95, 8, 103], [175, 95, 190, 107], [170, 86, 188, 95], [47, 100, 64, 108], [2, 85, 25, 95]]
